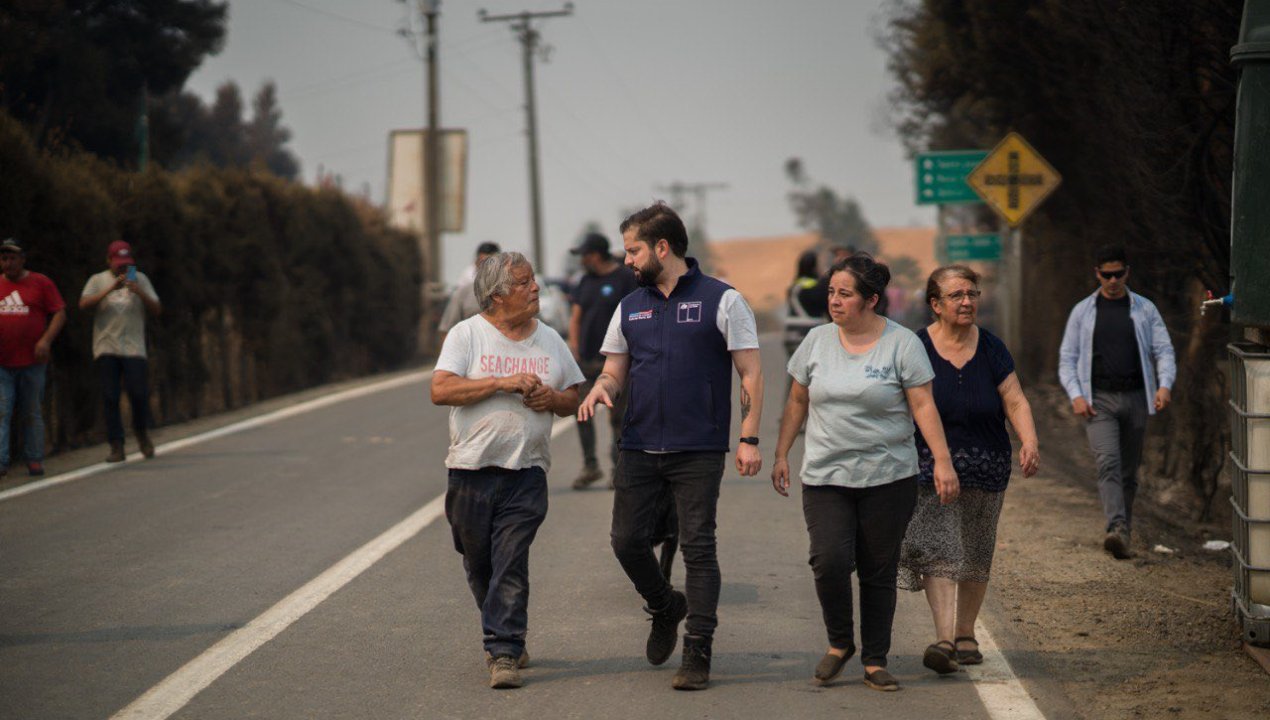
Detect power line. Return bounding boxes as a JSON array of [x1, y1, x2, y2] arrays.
[[273, 0, 398, 33], [657, 181, 730, 240]]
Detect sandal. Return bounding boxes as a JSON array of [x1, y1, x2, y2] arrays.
[[862, 667, 899, 691], [922, 640, 960, 675], [955, 636, 983, 665]]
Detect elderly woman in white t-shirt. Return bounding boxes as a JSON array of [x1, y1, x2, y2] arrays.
[[771, 253, 959, 692], [431, 251, 584, 690]]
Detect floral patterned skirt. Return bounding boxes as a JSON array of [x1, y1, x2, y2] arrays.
[[897, 484, 1005, 591]]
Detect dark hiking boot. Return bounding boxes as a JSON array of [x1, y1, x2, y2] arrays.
[[644, 589, 688, 665], [672, 634, 712, 691], [571, 465, 603, 490], [485, 649, 530, 668], [137, 432, 155, 459], [107, 441, 125, 463], [487, 655, 523, 689], [1103, 524, 1132, 560]]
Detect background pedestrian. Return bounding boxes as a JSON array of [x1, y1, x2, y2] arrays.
[[79, 240, 162, 462], [0, 237, 65, 478]]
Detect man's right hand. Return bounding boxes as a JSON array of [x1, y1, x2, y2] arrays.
[[577, 381, 613, 422], [498, 373, 541, 396], [1072, 397, 1096, 418]]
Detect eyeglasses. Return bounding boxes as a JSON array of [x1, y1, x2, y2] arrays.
[[1098, 269, 1127, 280], [942, 290, 981, 302]]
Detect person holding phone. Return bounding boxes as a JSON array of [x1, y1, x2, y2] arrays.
[[79, 240, 162, 462]]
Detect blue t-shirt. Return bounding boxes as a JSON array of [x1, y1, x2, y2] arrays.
[[913, 326, 1015, 492]]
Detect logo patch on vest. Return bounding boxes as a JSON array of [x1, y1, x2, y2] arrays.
[[628, 309, 653, 321], [677, 301, 702, 323]]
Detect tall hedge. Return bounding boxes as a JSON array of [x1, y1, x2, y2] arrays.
[[0, 111, 421, 454]]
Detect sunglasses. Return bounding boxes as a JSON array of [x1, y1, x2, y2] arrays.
[[1098, 269, 1127, 280]]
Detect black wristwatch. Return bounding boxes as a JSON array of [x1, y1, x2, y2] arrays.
[[738, 436, 759, 446]]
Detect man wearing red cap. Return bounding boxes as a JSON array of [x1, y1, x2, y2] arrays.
[[0, 237, 66, 478], [79, 240, 162, 462]]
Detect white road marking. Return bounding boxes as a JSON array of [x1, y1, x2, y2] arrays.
[[966, 620, 1049, 719], [111, 414, 576, 719], [0, 369, 433, 504], [109, 494, 448, 720]]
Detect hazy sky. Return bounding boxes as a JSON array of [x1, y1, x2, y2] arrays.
[[187, 0, 934, 280]]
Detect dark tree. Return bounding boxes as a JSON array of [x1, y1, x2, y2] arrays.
[[0, 0, 228, 164], [881, 0, 1241, 519], [245, 82, 300, 179]]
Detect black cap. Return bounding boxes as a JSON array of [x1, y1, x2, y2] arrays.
[[570, 232, 610, 256], [0, 238, 23, 254], [476, 241, 500, 256]]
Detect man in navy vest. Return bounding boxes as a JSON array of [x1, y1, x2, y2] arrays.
[[578, 203, 763, 690]]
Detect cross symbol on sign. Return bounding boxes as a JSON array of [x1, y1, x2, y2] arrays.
[[980, 152, 1045, 210], [966, 132, 1061, 226]]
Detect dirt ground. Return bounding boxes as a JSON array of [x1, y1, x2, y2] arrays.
[[989, 385, 1269, 719]]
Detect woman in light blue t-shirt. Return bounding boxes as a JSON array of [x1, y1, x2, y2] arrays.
[[771, 253, 959, 693]]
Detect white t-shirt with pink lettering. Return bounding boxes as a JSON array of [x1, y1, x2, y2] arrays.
[[436, 314, 584, 471]]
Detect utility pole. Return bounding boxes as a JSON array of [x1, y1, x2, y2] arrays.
[[657, 181, 729, 237], [479, 2, 573, 271], [423, 0, 441, 286], [401, 0, 444, 355]]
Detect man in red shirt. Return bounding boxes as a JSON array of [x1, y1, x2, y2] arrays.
[[0, 238, 66, 478]]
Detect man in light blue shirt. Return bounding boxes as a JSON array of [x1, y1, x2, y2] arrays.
[[1058, 245, 1175, 559]]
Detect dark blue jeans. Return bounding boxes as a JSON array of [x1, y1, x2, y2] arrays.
[[802, 477, 918, 668], [610, 450, 724, 638], [0, 364, 46, 467], [97, 355, 151, 443], [445, 466, 548, 658]]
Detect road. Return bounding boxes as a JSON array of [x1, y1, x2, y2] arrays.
[[1, 338, 1061, 720]]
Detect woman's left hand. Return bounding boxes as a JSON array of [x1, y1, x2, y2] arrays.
[[1019, 444, 1040, 478], [933, 459, 960, 505]]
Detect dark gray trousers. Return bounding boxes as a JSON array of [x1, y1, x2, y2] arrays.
[[1085, 389, 1148, 532]]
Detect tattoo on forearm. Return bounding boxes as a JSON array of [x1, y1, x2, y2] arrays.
[[740, 387, 751, 421]]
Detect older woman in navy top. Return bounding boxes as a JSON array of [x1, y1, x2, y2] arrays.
[[897, 265, 1040, 675]]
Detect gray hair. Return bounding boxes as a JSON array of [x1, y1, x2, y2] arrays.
[[473, 251, 532, 311]]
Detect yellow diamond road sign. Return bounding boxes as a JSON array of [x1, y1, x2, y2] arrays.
[[967, 132, 1061, 227]]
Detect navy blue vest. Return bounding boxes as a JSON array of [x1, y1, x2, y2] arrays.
[[619, 258, 734, 452]]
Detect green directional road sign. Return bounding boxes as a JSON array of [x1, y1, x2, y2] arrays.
[[915, 150, 989, 205], [942, 233, 1002, 262]]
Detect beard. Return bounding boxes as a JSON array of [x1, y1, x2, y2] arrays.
[[633, 255, 663, 287]]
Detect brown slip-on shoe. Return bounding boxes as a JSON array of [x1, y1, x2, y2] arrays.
[[813, 648, 853, 685], [863, 668, 900, 692]]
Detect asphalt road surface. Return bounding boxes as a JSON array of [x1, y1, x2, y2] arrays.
[[1, 338, 1065, 720]]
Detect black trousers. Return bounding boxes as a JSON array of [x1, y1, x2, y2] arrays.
[[802, 477, 918, 667], [610, 450, 724, 638], [97, 355, 150, 443]]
